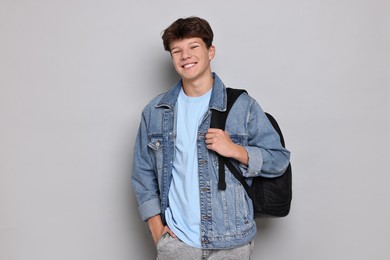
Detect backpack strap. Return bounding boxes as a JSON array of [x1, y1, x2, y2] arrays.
[[215, 112, 289, 194], [210, 88, 247, 190]]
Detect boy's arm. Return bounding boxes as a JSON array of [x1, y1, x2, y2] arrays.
[[147, 215, 176, 245], [131, 113, 161, 221], [205, 129, 249, 165]]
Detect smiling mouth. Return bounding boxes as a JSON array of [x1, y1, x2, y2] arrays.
[[182, 62, 196, 69]]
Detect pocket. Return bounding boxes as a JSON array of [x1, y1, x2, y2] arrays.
[[235, 183, 252, 225], [230, 135, 244, 145], [156, 232, 169, 249], [148, 136, 163, 171], [148, 137, 163, 150]]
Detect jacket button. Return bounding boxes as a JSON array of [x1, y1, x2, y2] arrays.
[[199, 159, 207, 165]]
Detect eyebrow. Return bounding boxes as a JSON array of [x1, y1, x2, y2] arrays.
[[188, 41, 201, 45], [171, 40, 201, 51]]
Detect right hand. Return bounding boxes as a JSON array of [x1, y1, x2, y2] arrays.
[[147, 215, 176, 245]]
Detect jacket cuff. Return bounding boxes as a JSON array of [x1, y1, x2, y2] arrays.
[[240, 146, 263, 177], [138, 197, 161, 222]]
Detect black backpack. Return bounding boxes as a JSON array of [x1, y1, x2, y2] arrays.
[[210, 88, 292, 218]]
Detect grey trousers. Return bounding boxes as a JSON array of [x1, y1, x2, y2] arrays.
[[156, 233, 254, 260]]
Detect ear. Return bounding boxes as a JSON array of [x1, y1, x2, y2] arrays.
[[208, 45, 216, 60]]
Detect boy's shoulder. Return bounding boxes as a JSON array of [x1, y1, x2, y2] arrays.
[[142, 92, 167, 112]]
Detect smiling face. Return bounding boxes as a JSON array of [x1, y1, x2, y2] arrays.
[[170, 37, 215, 85]]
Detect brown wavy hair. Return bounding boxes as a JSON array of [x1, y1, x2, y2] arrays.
[[162, 17, 214, 52]]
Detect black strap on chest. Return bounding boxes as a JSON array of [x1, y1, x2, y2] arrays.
[[210, 88, 247, 190]]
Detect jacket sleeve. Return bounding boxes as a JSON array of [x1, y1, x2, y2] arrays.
[[239, 98, 291, 178], [131, 111, 161, 221]]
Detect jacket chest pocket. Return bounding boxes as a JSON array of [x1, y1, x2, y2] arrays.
[[230, 134, 246, 146], [211, 134, 246, 170], [148, 137, 164, 171]]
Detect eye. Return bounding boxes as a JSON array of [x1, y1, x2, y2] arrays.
[[171, 48, 181, 55], [190, 45, 199, 49]]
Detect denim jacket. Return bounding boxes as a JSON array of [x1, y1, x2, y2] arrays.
[[131, 73, 290, 249]]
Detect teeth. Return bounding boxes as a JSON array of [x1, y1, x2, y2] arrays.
[[183, 63, 195, 69]]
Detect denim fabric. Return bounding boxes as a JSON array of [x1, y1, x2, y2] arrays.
[[132, 73, 290, 249]]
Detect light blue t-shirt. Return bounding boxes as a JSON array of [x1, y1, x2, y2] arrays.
[[165, 87, 212, 248]]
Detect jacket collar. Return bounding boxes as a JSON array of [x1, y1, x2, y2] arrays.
[[156, 72, 227, 112]]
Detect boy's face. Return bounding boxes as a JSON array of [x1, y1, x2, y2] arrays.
[[169, 37, 215, 83]]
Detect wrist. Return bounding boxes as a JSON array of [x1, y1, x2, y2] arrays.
[[232, 144, 249, 165]]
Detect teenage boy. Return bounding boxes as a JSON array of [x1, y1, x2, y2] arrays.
[[132, 16, 290, 260]]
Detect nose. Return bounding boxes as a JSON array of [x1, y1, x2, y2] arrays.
[[181, 48, 192, 60]]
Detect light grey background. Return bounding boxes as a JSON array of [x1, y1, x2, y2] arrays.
[[1, 0, 389, 259]]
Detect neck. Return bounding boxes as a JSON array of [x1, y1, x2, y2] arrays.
[[181, 73, 214, 97]]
